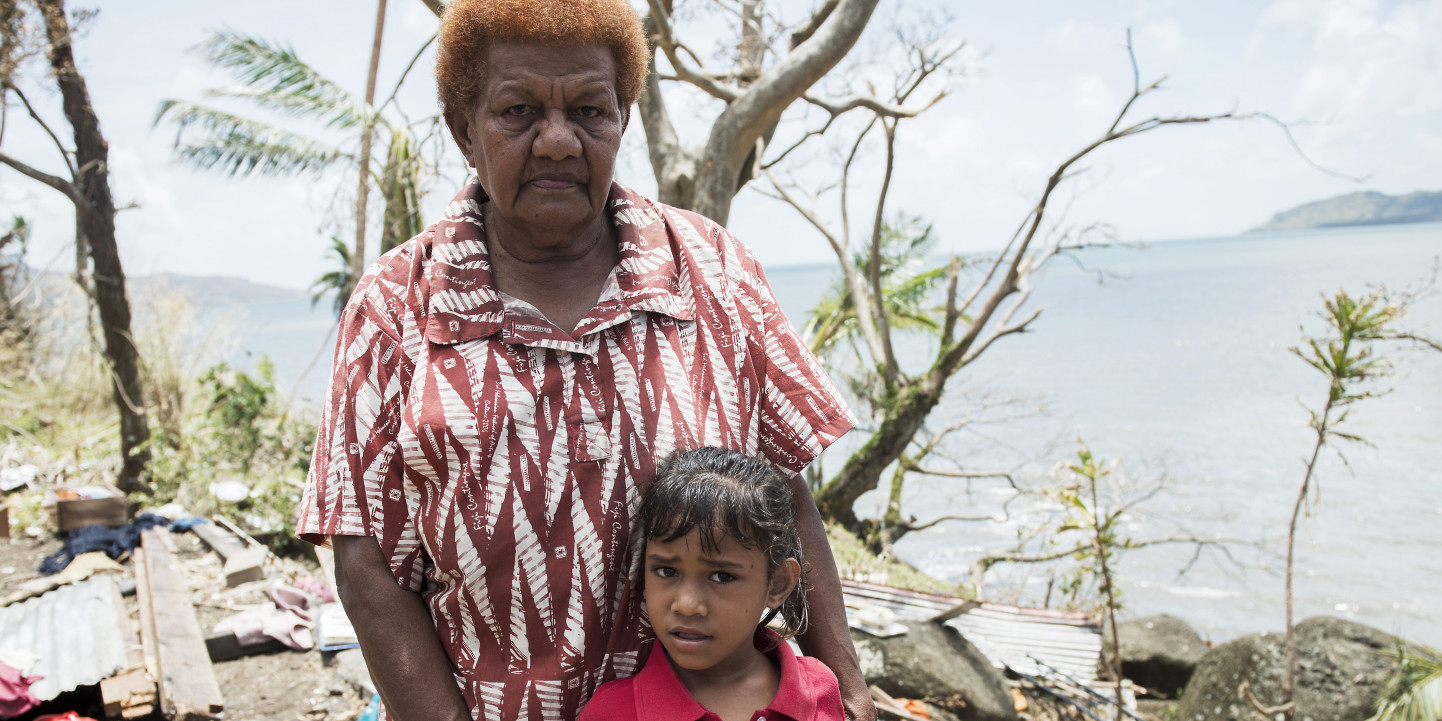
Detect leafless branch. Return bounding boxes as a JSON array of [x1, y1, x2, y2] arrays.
[[868, 119, 899, 383], [789, 0, 839, 49], [3, 82, 76, 176], [0, 149, 84, 206], [647, 0, 741, 103]]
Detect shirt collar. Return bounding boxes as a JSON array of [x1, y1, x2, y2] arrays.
[[423, 180, 694, 346], [632, 629, 817, 721]]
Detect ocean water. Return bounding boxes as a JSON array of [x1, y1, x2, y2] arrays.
[[228, 222, 1442, 647]]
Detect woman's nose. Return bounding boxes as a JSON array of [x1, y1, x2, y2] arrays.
[[532, 109, 582, 160]]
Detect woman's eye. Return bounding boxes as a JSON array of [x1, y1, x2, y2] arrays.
[[709, 572, 736, 584], [505, 105, 530, 117], [575, 106, 601, 119]]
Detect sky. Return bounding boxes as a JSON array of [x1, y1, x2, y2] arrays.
[[2, 0, 1439, 291]]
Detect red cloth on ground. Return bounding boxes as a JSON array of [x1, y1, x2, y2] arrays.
[[0, 661, 42, 718]]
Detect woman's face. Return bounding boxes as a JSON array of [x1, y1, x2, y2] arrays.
[[448, 42, 626, 253]]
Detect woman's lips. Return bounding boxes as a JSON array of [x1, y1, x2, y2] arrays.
[[528, 176, 582, 190]]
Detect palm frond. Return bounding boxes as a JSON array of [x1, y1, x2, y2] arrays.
[[804, 213, 949, 356], [156, 101, 343, 177], [379, 128, 424, 254], [197, 30, 375, 130], [309, 236, 356, 318], [1370, 642, 1442, 721]]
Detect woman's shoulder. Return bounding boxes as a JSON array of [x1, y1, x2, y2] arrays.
[[338, 228, 436, 338]]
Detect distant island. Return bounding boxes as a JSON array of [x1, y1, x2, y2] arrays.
[[1251, 190, 1442, 232]]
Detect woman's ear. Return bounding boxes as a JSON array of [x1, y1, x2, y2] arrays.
[[766, 557, 801, 610], [445, 108, 475, 167]]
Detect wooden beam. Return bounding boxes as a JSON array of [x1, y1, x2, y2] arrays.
[[102, 572, 157, 718], [204, 629, 289, 662], [131, 547, 159, 681], [190, 521, 265, 587], [141, 529, 224, 720]]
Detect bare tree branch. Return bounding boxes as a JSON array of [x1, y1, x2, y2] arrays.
[[3, 82, 75, 176], [0, 149, 85, 206], [647, 0, 741, 103], [868, 119, 899, 384]]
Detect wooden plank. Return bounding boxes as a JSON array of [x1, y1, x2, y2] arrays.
[[132, 547, 160, 681], [189, 522, 246, 560], [142, 528, 224, 720], [204, 629, 288, 662], [102, 573, 157, 719], [101, 670, 158, 720], [190, 521, 265, 587]]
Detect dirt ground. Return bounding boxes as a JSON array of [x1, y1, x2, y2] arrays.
[[0, 531, 368, 721]]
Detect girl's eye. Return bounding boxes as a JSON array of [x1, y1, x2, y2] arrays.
[[709, 572, 736, 584], [652, 566, 677, 579]]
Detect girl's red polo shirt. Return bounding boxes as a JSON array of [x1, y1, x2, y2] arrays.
[[578, 629, 844, 721]]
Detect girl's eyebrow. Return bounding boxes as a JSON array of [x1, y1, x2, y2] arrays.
[[699, 557, 746, 570]]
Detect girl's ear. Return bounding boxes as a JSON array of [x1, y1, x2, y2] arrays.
[[766, 557, 801, 610]]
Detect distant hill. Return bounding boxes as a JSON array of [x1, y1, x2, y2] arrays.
[[1251, 190, 1442, 232], [27, 269, 305, 306], [137, 273, 305, 306]]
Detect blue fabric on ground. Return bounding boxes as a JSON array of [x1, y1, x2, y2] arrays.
[[168, 516, 210, 532], [38, 513, 171, 575]]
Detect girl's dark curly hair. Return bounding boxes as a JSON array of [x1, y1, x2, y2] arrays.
[[639, 447, 809, 641]]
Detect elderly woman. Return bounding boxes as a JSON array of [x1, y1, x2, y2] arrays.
[[297, 1, 874, 720]]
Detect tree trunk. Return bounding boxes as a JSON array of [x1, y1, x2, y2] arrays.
[[352, 0, 387, 282], [38, 0, 151, 491], [816, 378, 943, 532]]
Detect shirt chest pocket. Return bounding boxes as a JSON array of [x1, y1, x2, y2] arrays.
[[567, 352, 613, 462]]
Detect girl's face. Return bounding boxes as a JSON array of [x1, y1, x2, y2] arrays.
[[643, 527, 799, 682]]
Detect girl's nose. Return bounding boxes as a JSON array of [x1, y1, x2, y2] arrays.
[[674, 582, 707, 616]]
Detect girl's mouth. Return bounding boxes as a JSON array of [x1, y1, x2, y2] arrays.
[[669, 630, 711, 649]]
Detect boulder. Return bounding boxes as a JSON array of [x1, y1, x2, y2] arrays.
[[1176, 616, 1398, 721], [1108, 614, 1207, 698], [852, 619, 1017, 721]]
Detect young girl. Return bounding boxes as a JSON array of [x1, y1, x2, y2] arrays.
[[580, 447, 845, 721]]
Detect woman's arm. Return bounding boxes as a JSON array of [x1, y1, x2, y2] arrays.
[[333, 534, 471, 721], [787, 475, 878, 721]]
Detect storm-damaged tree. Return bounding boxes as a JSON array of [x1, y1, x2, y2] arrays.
[[769, 34, 1265, 548], [0, 0, 151, 491], [156, 24, 433, 315]]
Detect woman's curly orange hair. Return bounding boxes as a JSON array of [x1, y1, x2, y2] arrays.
[[436, 0, 649, 118]]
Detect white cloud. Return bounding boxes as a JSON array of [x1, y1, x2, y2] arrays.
[[1070, 74, 1119, 135], [1140, 20, 1185, 54]]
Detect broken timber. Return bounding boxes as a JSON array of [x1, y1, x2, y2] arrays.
[[100, 570, 157, 719], [189, 520, 266, 587], [139, 529, 224, 720]]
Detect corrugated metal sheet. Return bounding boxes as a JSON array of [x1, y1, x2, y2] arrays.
[[0, 573, 128, 700], [840, 579, 1103, 681], [946, 604, 1103, 681]]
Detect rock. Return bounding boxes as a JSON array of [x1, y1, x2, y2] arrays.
[[1108, 614, 1207, 698], [1176, 616, 1398, 721], [852, 619, 1017, 721], [327, 648, 375, 698]]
